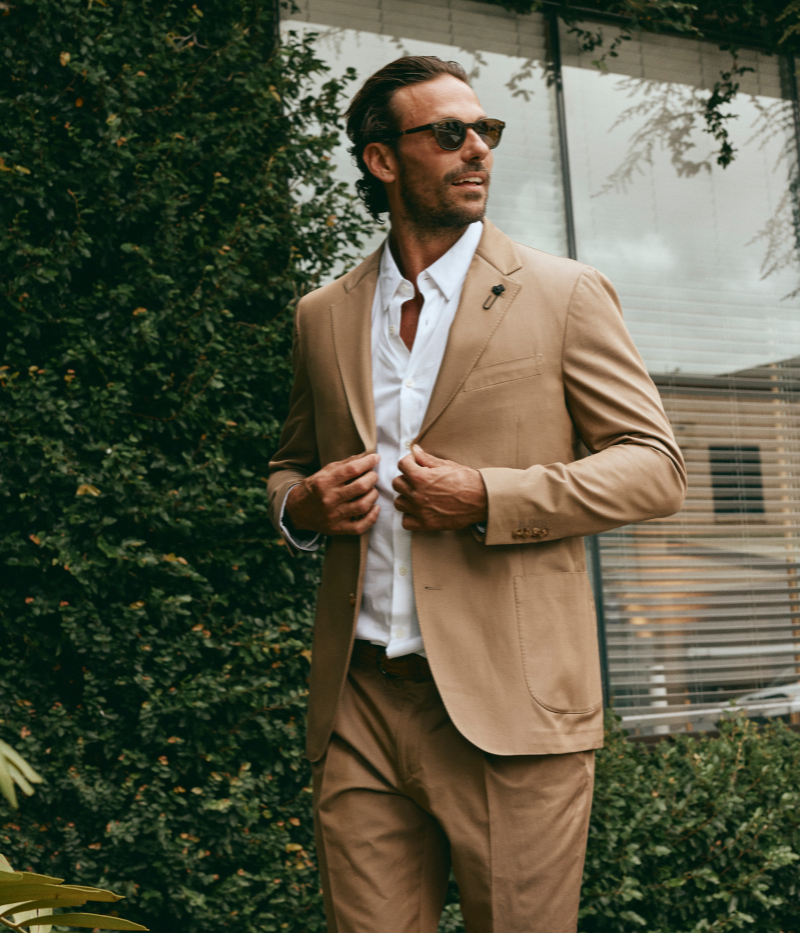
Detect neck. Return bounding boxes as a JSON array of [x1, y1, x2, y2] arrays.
[[388, 215, 471, 285]]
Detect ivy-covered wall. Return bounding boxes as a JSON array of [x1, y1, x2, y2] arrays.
[[0, 2, 370, 930]]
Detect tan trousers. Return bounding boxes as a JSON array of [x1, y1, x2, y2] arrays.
[[312, 656, 595, 933]]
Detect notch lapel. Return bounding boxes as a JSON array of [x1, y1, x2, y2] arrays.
[[417, 222, 522, 441], [330, 253, 380, 454]]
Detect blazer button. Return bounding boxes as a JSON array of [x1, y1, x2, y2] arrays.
[[349, 593, 356, 606]]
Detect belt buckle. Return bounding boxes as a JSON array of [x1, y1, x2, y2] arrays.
[[378, 653, 398, 679]]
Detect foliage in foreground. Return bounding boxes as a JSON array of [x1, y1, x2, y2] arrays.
[[0, 857, 146, 932], [0, 1, 371, 931], [580, 715, 800, 932]]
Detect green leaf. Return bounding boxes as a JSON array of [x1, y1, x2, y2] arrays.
[[5, 874, 65, 886], [0, 740, 43, 786], [0, 886, 69, 906], [0, 752, 19, 810], [17, 914, 148, 930], [0, 897, 87, 918]]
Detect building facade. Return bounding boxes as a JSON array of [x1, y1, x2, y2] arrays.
[[282, 0, 800, 735]]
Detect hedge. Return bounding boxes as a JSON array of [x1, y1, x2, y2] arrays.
[[0, 2, 370, 931]]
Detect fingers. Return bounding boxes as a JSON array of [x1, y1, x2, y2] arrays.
[[391, 474, 413, 497], [393, 494, 415, 515], [412, 444, 445, 468], [331, 452, 380, 484], [335, 503, 380, 536], [339, 486, 379, 518], [337, 470, 379, 503], [401, 513, 425, 531], [398, 452, 423, 478]]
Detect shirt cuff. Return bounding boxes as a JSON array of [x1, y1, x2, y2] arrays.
[[280, 485, 321, 551]]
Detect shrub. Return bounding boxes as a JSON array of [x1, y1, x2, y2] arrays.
[[580, 714, 800, 932], [0, 2, 370, 931]]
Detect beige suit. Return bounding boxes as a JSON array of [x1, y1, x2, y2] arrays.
[[269, 219, 686, 763], [269, 220, 686, 932]]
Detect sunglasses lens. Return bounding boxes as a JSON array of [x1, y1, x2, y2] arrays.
[[433, 120, 467, 150], [475, 119, 504, 149]]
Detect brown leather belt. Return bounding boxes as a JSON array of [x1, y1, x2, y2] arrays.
[[351, 640, 433, 682]]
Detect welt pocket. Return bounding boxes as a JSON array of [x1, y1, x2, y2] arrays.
[[463, 354, 543, 392]]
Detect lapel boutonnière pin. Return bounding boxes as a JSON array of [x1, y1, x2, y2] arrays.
[[483, 283, 505, 309]]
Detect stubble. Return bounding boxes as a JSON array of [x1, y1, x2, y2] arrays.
[[398, 158, 490, 241]]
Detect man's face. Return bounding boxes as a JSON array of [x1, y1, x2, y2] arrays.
[[390, 74, 493, 232]]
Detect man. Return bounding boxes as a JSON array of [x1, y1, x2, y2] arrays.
[[268, 56, 685, 933]]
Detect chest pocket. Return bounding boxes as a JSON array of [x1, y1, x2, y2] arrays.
[[463, 354, 543, 392]]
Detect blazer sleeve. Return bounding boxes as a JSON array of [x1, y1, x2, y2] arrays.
[[267, 300, 321, 542], [479, 268, 687, 545]]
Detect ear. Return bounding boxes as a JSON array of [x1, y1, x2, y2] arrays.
[[362, 141, 399, 185]]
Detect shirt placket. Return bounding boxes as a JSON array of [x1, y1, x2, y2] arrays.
[[387, 278, 417, 655]]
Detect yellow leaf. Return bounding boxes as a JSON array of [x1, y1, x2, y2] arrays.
[[300, 649, 312, 663], [106, 114, 118, 124], [60, 52, 71, 66], [132, 307, 147, 316], [326, 215, 336, 227], [75, 97, 84, 107], [129, 601, 145, 610], [76, 484, 100, 497], [28, 535, 41, 546], [0, 159, 10, 172], [15, 165, 31, 175], [285, 843, 302, 853]]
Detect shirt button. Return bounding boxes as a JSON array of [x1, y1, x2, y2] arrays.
[[405, 378, 414, 388], [400, 282, 412, 296], [389, 325, 396, 336], [404, 440, 412, 449], [395, 628, 407, 639], [399, 567, 408, 576]]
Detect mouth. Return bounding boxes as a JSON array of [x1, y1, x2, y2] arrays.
[[451, 174, 486, 190]]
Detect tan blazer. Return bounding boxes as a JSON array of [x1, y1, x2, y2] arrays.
[[269, 220, 686, 761]]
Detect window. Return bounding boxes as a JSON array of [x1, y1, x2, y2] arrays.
[[282, 0, 568, 260], [709, 445, 765, 515], [562, 23, 800, 733]]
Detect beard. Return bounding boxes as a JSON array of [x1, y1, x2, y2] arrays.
[[398, 157, 490, 237]]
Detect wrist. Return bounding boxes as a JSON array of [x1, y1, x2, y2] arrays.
[[471, 468, 488, 523], [285, 484, 311, 532]]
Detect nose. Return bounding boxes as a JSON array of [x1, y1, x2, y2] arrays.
[[461, 126, 491, 162]]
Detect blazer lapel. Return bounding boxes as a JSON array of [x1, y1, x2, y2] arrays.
[[417, 221, 523, 441], [331, 248, 381, 454]]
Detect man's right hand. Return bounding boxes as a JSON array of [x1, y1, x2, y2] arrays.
[[285, 453, 381, 536]]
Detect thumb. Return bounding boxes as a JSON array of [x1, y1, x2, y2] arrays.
[[413, 444, 444, 468]]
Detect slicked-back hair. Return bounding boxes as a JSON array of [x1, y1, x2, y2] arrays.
[[345, 56, 470, 223]]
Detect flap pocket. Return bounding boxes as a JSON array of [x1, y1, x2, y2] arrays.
[[463, 354, 542, 391], [514, 572, 602, 714]]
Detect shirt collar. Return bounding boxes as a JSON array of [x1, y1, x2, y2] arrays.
[[378, 220, 483, 308]]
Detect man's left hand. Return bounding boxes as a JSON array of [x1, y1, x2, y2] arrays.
[[392, 445, 488, 531]]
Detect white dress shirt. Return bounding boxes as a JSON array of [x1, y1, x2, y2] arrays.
[[281, 220, 484, 658]]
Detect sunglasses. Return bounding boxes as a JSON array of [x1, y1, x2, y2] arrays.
[[389, 118, 506, 151]]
